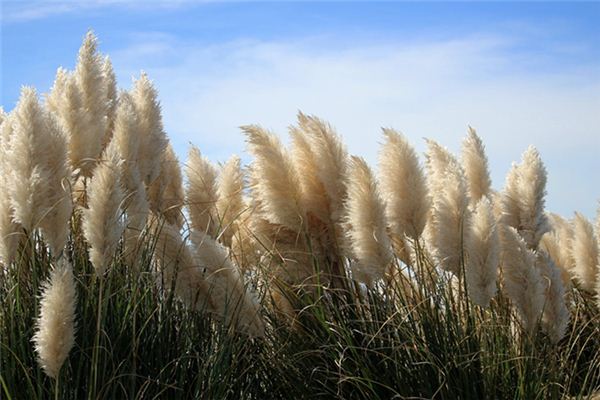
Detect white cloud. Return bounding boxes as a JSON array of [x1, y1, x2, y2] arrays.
[[1, 0, 197, 23], [110, 34, 600, 218]]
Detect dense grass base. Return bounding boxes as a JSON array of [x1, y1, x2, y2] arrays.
[[1, 236, 600, 399]]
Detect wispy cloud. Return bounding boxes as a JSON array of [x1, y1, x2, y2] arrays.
[[2, 0, 196, 23], [110, 32, 600, 217]]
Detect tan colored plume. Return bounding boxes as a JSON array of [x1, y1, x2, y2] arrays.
[[82, 146, 126, 275], [216, 155, 246, 248], [148, 143, 185, 228], [540, 213, 574, 289], [131, 72, 168, 186], [37, 113, 73, 257], [295, 112, 348, 232], [191, 230, 265, 336], [102, 56, 118, 145], [32, 260, 77, 379], [427, 148, 471, 276], [185, 145, 219, 237], [465, 196, 499, 307], [500, 225, 545, 334], [379, 128, 430, 241], [537, 251, 569, 343], [0, 114, 23, 265], [243, 124, 305, 232], [570, 212, 598, 292], [345, 156, 393, 286], [461, 126, 491, 203], [501, 146, 549, 249], [6, 87, 67, 233]]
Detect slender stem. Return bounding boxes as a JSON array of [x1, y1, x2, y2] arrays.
[[54, 373, 59, 400], [89, 277, 104, 400]]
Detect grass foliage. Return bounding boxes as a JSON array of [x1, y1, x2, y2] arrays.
[[1, 228, 599, 399]]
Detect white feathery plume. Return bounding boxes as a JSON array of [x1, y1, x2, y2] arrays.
[[229, 206, 260, 271], [149, 216, 264, 335], [38, 112, 73, 256], [216, 155, 245, 248], [32, 260, 77, 379], [149, 216, 213, 310], [489, 189, 504, 222], [345, 156, 393, 286], [500, 226, 545, 334], [501, 146, 549, 249], [537, 251, 569, 344], [6, 87, 55, 231], [131, 72, 168, 186], [540, 213, 574, 288], [191, 230, 265, 336], [107, 91, 150, 262], [289, 124, 329, 224], [82, 146, 126, 275], [570, 212, 598, 292], [102, 56, 118, 145], [461, 126, 491, 203], [296, 112, 348, 228], [243, 124, 305, 232], [109, 91, 140, 190], [465, 197, 499, 307], [425, 139, 454, 195], [428, 155, 471, 276], [288, 114, 348, 274], [122, 169, 150, 266], [185, 145, 219, 237], [148, 143, 185, 228], [46, 67, 93, 177], [0, 114, 22, 265], [379, 128, 430, 241], [73, 31, 109, 177]]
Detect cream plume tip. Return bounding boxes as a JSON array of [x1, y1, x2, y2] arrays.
[[32, 260, 77, 379]]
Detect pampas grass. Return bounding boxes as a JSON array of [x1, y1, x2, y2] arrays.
[[131, 73, 168, 186], [500, 225, 545, 334], [379, 128, 430, 241], [537, 251, 569, 343], [502, 146, 549, 249], [37, 113, 73, 257], [72, 31, 109, 177], [345, 156, 393, 286], [82, 146, 126, 275], [102, 56, 117, 144], [149, 215, 213, 309], [191, 230, 264, 336], [32, 260, 77, 379], [216, 155, 245, 248], [6, 87, 63, 232], [186, 145, 219, 237], [3, 31, 600, 400], [571, 212, 599, 292], [461, 126, 492, 203], [540, 213, 575, 288], [296, 112, 348, 229], [465, 197, 499, 307], [427, 145, 471, 276], [148, 143, 185, 228], [290, 123, 330, 224], [0, 113, 22, 265], [243, 124, 305, 232]]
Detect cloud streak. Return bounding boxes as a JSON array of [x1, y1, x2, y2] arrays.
[[2, 0, 197, 23]]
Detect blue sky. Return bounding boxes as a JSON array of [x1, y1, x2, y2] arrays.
[[2, 1, 599, 218]]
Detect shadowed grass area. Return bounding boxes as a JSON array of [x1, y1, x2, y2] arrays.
[[2, 226, 599, 399]]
